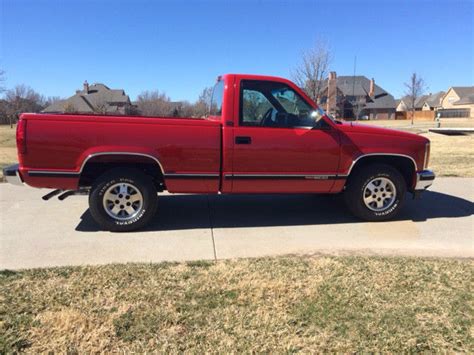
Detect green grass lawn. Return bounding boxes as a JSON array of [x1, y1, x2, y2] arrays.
[[1, 256, 472, 353]]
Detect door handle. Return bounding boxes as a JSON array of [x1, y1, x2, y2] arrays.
[[235, 136, 252, 144]]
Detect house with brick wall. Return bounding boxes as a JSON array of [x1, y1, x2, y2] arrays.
[[318, 72, 396, 120]]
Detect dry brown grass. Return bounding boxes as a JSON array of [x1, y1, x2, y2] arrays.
[[1, 256, 472, 353], [358, 119, 474, 177], [362, 118, 474, 132], [0, 125, 17, 178], [422, 132, 474, 177]]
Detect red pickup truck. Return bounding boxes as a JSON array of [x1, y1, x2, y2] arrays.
[[4, 74, 434, 231]]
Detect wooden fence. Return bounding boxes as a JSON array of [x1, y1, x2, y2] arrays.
[[395, 111, 435, 121]]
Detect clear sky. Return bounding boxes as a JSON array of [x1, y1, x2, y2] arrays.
[[1, 0, 473, 102]]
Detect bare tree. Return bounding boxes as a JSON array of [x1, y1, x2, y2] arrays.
[[193, 86, 213, 117], [0, 69, 6, 94], [292, 39, 332, 102], [136, 90, 173, 116], [177, 101, 196, 117], [4, 85, 45, 127], [404, 73, 426, 125], [44, 96, 63, 107]]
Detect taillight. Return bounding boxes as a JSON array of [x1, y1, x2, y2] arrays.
[[16, 119, 27, 154]]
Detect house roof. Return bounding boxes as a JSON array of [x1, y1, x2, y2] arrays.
[[85, 84, 129, 104], [320, 75, 396, 109], [451, 86, 474, 97], [414, 95, 429, 109], [424, 91, 445, 107], [454, 93, 474, 105], [397, 91, 445, 109], [450, 87, 474, 105], [397, 96, 410, 105], [413, 91, 445, 108], [43, 83, 131, 113], [365, 92, 397, 109]]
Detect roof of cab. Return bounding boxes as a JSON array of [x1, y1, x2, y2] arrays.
[[219, 74, 317, 108]]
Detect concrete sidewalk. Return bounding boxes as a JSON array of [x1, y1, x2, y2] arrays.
[[0, 177, 473, 269]]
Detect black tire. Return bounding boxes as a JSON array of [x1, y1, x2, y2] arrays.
[[88, 168, 158, 232], [344, 164, 406, 221]]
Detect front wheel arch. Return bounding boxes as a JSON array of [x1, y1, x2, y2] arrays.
[[345, 155, 416, 191]]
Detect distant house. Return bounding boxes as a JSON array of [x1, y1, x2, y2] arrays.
[[397, 92, 445, 112], [438, 87, 474, 118], [396, 97, 411, 112], [318, 72, 396, 120], [397, 91, 445, 112], [421, 92, 445, 111], [43, 81, 132, 114]]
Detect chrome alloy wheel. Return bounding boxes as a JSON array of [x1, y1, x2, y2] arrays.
[[363, 177, 397, 212], [103, 182, 144, 221]]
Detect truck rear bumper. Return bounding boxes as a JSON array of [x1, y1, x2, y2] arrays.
[[414, 170, 435, 191], [3, 164, 24, 186]]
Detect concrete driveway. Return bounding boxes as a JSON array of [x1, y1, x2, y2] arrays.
[[0, 177, 472, 269]]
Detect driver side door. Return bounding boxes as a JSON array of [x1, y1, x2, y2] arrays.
[[230, 79, 341, 193]]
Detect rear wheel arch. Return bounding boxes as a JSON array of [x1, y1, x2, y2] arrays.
[[78, 153, 165, 191], [345, 154, 417, 190]]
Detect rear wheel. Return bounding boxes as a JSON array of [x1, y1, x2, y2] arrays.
[[344, 164, 406, 221], [89, 168, 158, 232]]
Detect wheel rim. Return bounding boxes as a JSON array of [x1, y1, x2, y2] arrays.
[[363, 177, 397, 212], [102, 182, 144, 221]]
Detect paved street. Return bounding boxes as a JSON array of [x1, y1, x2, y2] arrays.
[[0, 177, 472, 269]]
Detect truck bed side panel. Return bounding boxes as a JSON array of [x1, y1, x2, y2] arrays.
[[21, 114, 221, 193]]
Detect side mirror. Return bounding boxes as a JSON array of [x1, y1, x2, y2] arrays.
[[310, 110, 324, 123]]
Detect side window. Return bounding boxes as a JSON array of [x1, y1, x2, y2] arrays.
[[240, 80, 315, 128], [209, 80, 224, 116], [271, 87, 311, 117], [241, 90, 276, 126]]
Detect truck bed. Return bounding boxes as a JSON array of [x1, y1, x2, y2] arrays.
[[19, 113, 222, 192]]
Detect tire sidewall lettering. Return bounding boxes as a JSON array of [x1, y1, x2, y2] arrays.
[[114, 208, 146, 225]]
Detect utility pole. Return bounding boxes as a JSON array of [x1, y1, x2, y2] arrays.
[[352, 55, 357, 121]]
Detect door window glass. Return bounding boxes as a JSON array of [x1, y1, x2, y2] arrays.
[[271, 87, 311, 116], [241, 90, 277, 126], [240, 80, 316, 128]]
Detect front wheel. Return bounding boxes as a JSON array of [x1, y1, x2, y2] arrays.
[[89, 168, 158, 232], [344, 164, 406, 221]]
